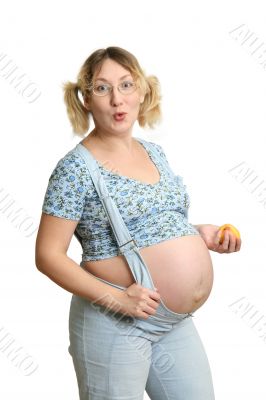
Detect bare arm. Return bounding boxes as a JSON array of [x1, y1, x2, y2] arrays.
[[35, 213, 123, 308], [193, 224, 204, 231]]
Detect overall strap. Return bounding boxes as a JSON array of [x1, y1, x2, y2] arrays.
[[75, 141, 159, 286], [75, 142, 141, 257], [135, 137, 176, 178]]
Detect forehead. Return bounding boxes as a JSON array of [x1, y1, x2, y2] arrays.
[[94, 59, 133, 82]]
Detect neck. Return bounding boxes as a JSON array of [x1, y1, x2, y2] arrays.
[[88, 129, 136, 154]]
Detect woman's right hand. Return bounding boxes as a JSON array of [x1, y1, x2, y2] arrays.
[[113, 283, 161, 319]]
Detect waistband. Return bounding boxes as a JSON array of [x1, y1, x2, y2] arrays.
[[80, 262, 194, 324]]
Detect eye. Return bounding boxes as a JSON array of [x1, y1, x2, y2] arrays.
[[121, 80, 134, 89], [94, 84, 109, 93]]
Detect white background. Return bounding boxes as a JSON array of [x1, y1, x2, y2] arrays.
[[0, 0, 266, 398]]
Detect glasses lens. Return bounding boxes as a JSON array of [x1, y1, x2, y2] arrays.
[[91, 81, 137, 96], [119, 81, 136, 94], [93, 83, 110, 96]]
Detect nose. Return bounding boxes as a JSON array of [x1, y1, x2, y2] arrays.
[[110, 86, 123, 106]]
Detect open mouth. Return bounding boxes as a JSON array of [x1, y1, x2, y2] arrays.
[[113, 113, 126, 121]]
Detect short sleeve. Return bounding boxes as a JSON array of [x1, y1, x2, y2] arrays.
[[41, 152, 89, 220]]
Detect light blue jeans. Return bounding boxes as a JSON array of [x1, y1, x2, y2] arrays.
[[67, 140, 216, 399], [68, 281, 215, 400]]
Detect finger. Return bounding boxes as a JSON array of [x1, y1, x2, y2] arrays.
[[235, 237, 242, 251], [137, 300, 155, 317], [149, 289, 161, 301], [228, 231, 237, 253], [145, 303, 159, 315], [149, 298, 161, 309], [227, 230, 242, 252], [137, 308, 150, 319], [220, 229, 230, 250], [215, 233, 229, 253], [143, 296, 160, 311]]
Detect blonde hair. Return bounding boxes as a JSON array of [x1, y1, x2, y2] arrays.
[[62, 46, 162, 136]]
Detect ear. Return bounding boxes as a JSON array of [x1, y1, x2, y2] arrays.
[[83, 95, 91, 110], [140, 94, 144, 104]]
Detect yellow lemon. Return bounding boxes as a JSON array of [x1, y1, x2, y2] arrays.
[[218, 224, 241, 244]]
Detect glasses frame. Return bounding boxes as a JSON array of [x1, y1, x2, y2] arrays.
[[88, 80, 139, 97]]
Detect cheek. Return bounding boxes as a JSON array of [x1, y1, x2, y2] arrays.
[[90, 101, 108, 117], [128, 97, 141, 111]]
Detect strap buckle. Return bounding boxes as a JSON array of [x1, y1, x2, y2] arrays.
[[118, 238, 137, 253]]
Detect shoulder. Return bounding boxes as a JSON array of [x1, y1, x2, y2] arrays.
[[41, 146, 93, 220], [138, 138, 168, 162], [48, 147, 91, 184], [148, 141, 166, 155], [140, 138, 186, 186]]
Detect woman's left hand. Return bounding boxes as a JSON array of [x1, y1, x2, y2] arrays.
[[196, 224, 242, 253]]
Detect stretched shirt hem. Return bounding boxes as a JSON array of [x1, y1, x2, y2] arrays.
[[81, 231, 201, 262]]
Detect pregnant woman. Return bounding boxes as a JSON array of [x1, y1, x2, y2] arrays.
[[35, 46, 241, 400]]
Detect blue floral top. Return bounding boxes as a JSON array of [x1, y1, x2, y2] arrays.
[[41, 138, 200, 261]]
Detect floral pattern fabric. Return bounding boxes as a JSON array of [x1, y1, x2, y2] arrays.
[[42, 138, 200, 261]]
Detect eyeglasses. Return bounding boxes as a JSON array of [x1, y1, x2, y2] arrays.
[[89, 80, 138, 97]]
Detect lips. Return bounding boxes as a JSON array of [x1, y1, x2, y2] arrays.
[[113, 112, 126, 117], [113, 112, 127, 121]]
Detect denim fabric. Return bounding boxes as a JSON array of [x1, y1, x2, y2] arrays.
[[68, 294, 215, 399]]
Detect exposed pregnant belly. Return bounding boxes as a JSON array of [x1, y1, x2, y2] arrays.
[[82, 235, 214, 314]]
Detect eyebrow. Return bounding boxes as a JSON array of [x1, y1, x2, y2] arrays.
[[94, 74, 132, 82]]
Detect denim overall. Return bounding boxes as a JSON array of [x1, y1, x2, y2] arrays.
[[68, 137, 216, 399]]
